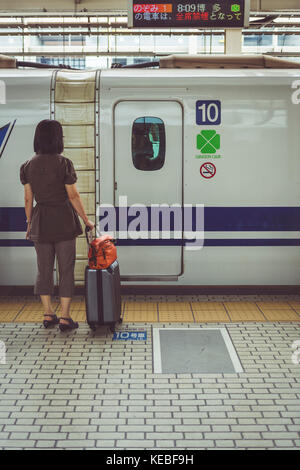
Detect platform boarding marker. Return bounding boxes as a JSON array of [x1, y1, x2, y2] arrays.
[[113, 331, 147, 341]]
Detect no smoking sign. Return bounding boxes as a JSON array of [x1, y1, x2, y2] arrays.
[[200, 162, 216, 179]]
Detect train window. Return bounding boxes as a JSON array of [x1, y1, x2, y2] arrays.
[[132, 117, 165, 171]]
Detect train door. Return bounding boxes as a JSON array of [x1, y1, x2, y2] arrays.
[[114, 101, 183, 279]]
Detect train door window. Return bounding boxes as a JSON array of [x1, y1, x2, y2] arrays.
[[132, 117, 165, 171]]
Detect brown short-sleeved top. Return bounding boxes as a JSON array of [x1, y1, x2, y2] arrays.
[[20, 153, 83, 243]]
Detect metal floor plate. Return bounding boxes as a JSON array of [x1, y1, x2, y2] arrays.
[[152, 327, 243, 374]]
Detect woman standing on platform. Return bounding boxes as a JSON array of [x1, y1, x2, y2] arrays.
[[20, 119, 94, 331]]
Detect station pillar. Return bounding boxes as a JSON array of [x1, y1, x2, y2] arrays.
[[224, 28, 243, 54]]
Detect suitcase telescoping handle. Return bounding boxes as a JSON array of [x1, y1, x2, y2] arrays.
[[85, 226, 93, 246]]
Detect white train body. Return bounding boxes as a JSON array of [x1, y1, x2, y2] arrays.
[[0, 67, 300, 287]]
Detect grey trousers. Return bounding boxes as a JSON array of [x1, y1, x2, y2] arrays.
[[33, 238, 76, 298]]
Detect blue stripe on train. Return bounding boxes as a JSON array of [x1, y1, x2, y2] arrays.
[[1, 207, 300, 232], [1, 239, 300, 247]]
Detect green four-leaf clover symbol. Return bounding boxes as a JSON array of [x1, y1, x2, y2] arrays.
[[231, 4, 241, 12], [197, 130, 220, 154]]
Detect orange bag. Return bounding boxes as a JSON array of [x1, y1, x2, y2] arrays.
[[86, 231, 117, 270]]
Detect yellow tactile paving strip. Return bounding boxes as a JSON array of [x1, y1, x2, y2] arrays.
[[123, 311, 158, 322], [124, 302, 157, 311], [193, 310, 230, 323], [158, 302, 192, 311], [0, 311, 20, 322], [257, 302, 294, 310], [56, 302, 85, 313], [223, 301, 266, 322], [20, 302, 59, 311], [63, 310, 86, 322], [15, 310, 45, 323], [191, 302, 230, 322], [0, 302, 25, 310], [191, 301, 225, 311], [0, 302, 25, 322], [0, 300, 300, 323], [226, 310, 266, 322], [224, 302, 261, 311], [260, 310, 300, 322], [288, 301, 300, 315], [159, 310, 194, 323]]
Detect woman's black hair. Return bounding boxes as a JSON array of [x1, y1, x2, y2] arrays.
[[34, 119, 64, 155]]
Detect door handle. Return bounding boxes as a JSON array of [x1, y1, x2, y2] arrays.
[[114, 182, 117, 190]]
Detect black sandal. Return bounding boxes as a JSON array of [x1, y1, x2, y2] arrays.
[[43, 314, 59, 329], [58, 317, 79, 332]]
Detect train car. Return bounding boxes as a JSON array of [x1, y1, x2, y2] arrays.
[[0, 55, 300, 290]]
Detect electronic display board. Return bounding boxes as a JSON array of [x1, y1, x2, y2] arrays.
[[128, 1, 250, 28]]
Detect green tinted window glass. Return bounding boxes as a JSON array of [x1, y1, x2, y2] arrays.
[[132, 117, 165, 171]]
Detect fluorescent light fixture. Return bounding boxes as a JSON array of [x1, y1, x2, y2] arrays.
[[0, 17, 21, 23], [90, 17, 109, 23], [24, 17, 62, 24], [249, 16, 265, 21], [273, 17, 300, 24]]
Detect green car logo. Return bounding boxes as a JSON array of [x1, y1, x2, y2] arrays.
[[197, 130, 220, 154], [231, 4, 241, 12]]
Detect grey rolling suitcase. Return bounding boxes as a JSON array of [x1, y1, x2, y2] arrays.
[[84, 228, 122, 332]]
